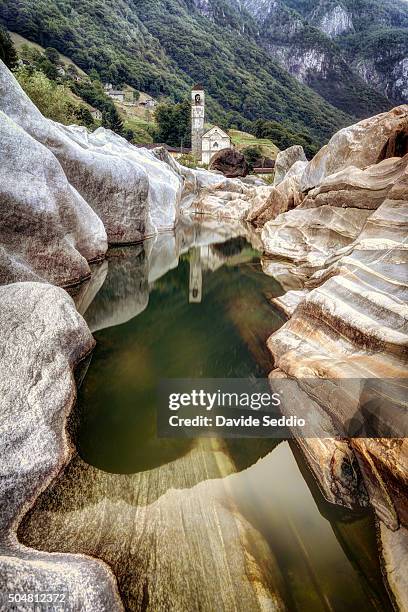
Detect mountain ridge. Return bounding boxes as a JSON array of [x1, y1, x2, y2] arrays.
[[1, 0, 404, 150], [236, 0, 408, 105]]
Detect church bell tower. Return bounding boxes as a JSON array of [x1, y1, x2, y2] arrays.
[[191, 84, 205, 161]]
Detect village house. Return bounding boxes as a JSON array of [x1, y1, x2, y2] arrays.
[[107, 89, 125, 102], [139, 97, 156, 109], [104, 83, 125, 103]]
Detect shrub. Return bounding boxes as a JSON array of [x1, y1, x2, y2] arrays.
[[15, 67, 79, 124]]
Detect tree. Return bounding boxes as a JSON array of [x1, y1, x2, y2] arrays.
[[66, 64, 79, 78], [73, 105, 95, 128], [44, 47, 60, 64], [15, 67, 78, 124], [154, 99, 191, 147], [37, 56, 59, 80], [0, 27, 18, 70], [89, 68, 100, 81], [251, 119, 318, 158], [123, 128, 135, 142], [242, 145, 263, 172], [102, 105, 124, 134]]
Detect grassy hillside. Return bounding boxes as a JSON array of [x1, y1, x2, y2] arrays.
[[229, 129, 279, 159], [9, 31, 87, 74], [117, 109, 155, 144], [0, 0, 357, 150], [8, 31, 155, 142]]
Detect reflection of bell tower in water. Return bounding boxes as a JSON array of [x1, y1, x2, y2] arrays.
[[191, 84, 205, 161], [189, 247, 202, 303]]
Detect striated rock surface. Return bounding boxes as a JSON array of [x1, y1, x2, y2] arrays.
[[0, 111, 107, 286], [248, 111, 408, 229], [262, 205, 371, 274], [269, 371, 368, 510], [261, 108, 408, 604], [301, 105, 408, 191], [209, 148, 249, 178], [273, 145, 307, 186], [270, 289, 308, 318], [352, 438, 408, 531], [265, 188, 408, 544], [18, 441, 287, 612], [0, 282, 122, 611], [0, 61, 183, 244], [184, 174, 274, 221], [267, 200, 408, 380], [379, 523, 408, 612], [261, 258, 306, 291], [248, 161, 305, 227], [301, 154, 408, 210]]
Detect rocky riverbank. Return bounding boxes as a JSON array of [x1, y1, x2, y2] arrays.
[[257, 105, 408, 610], [0, 57, 407, 610], [0, 283, 123, 611]]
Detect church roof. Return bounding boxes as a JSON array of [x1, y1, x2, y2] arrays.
[[191, 83, 204, 90], [202, 126, 230, 139]]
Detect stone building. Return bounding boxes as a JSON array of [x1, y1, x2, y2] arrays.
[[201, 126, 231, 165], [191, 85, 231, 164], [108, 90, 125, 102], [104, 83, 125, 103]]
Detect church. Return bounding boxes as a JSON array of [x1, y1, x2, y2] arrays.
[[191, 85, 231, 165]]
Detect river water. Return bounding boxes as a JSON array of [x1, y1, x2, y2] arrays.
[[19, 219, 393, 611]]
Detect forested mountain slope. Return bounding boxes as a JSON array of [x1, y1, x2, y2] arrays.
[[1, 0, 402, 149]]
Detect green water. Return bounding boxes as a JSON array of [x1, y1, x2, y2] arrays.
[[77, 233, 284, 474], [20, 222, 393, 611]]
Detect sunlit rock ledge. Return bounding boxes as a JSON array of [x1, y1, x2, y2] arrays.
[[253, 105, 408, 231], [261, 124, 408, 606]]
